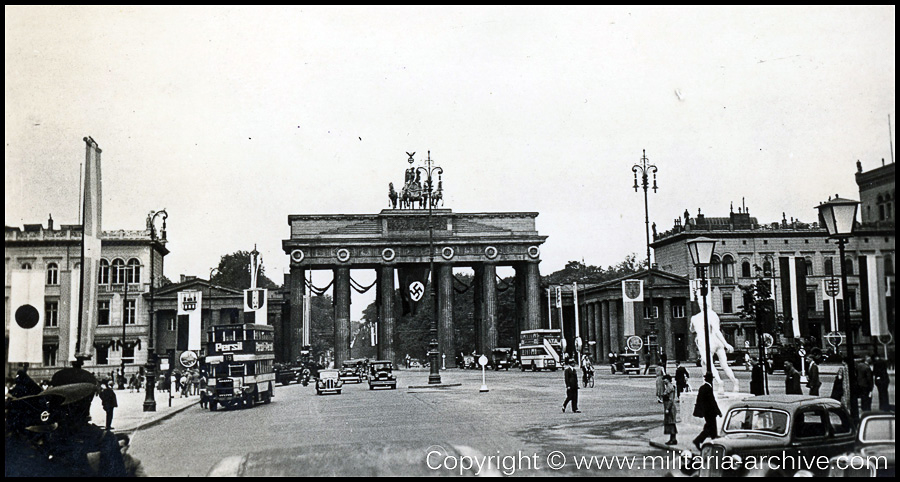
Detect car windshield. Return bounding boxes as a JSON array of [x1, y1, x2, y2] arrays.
[[861, 417, 895, 443], [724, 408, 789, 436]]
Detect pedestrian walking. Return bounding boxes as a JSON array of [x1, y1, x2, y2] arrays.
[[857, 356, 874, 412], [872, 354, 891, 411], [660, 350, 668, 374], [199, 374, 208, 409], [655, 366, 666, 403], [750, 359, 765, 396], [674, 361, 690, 399], [99, 380, 118, 431], [692, 374, 721, 451], [784, 361, 803, 395], [191, 370, 200, 396], [806, 350, 821, 396], [830, 354, 851, 410], [562, 358, 580, 413], [662, 374, 678, 445]]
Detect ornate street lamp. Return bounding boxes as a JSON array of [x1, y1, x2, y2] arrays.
[[144, 209, 167, 412], [414, 151, 443, 384], [687, 236, 717, 380], [816, 196, 860, 420], [632, 150, 658, 369]]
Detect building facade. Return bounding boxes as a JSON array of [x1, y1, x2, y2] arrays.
[[5, 217, 167, 380]]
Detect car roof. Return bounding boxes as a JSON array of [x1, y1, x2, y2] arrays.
[[370, 360, 392, 364], [729, 395, 842, 411]]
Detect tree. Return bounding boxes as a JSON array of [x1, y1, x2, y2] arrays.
[[210, 250, 279, 290]]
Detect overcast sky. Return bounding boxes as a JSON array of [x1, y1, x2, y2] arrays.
[[6, 6, 895, 320]]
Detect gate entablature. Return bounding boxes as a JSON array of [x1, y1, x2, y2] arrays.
[[283, 209, 546, 269]]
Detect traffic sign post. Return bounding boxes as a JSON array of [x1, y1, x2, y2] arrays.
[[478, 355, 489, 393], [798, 347, 807, 382], [878, 334, 893, 360]]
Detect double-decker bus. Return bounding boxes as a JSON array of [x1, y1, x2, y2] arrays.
[[206, 323, 275, 410], [518, 329, 562, 371]]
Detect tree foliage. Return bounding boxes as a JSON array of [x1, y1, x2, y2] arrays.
[[543, 253, 645, 285], [210, 250, 279, 290]]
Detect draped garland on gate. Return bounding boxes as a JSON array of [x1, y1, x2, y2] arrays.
[[495, 274, 511, 293], [349, 276, 377, 294], [304, 278, 334, 296], [452, 274, 471, 294]]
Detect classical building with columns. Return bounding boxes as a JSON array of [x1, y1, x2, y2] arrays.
[[282, 209, 547, 368]]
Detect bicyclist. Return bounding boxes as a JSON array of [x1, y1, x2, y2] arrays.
[[581, 353, 594, 386]]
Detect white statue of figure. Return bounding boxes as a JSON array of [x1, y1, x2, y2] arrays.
[[690, 292, 740, 393]]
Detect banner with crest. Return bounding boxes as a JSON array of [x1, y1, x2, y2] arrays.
[[178, 291, 202, 350], [621, 279, 643, 336]]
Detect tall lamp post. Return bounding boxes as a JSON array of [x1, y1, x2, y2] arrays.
[[816, 196, 860, 421], [687, 237, 717, 380], [632, 150, 658, 369], [119, 261, 133, 390], [415, 151, 443, 384], [144, 209, 167, 412]]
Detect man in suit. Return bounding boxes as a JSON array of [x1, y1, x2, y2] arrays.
[[784, 361, 803, 395], [873, 354, 891, 411], [562, 358, 580, 413], [692, 374, 721, 451], [857, 356, 874, 412], [675, 361, 690, 400], [806, 351, 821, 396]]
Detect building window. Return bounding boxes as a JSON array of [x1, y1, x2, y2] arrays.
[[741, 261, 752, 278], [122, 346, 135, 365], [45, 301, 59, 328], [722, 293, 734, 314], [43, 347, 57, 366], [111, 259, 125, 284], [98, 300, 110, 326], [47, 262, 59, 285], [722, 255, 735, 280], [844, 258, 854, 276], [847, 289, 857, 311], [806, 289, 817, 311], [96, 345, 109, 365], [673, 305, 685, 318], [127, 258, 141, 284], [824, 258, 834, 276], [168, 318, 176, 331], [98, 259, 110, 285], [710, 255, 721, 279], [804, 258, 814, 276], [125, 299, 136, 325], [643, 305, 659, 319], [885, 255, 894, 276], [763, 260, 773, 277], [20, 262, 32, 270]]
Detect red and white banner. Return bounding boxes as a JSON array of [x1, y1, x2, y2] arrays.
[[8, 270, 46, 363], [621, 279, 643, 336], [244, 288, 268, 325], [76, 137, 103, 359], [178, 291, 202, 350]]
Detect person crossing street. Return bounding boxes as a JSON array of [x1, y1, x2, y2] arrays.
[[562, 358, 580, 413]]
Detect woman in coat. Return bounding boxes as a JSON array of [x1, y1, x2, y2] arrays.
[[662, 374, 678, 445]]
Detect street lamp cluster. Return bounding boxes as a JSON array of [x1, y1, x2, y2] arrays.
[[412, 151, 443, 385], [143, 209, 167, 412], [632, 150, 658, 369]]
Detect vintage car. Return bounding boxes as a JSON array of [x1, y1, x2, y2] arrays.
[[462, 355, 477, 370], [491, 348, 513, 371], [694, 395, 856, 477], [824, 412, 895, 477], [274, 362, 300, 385], [367, 360, 397, 390], [315, 369, 343, 395], [610, 353, 640, 374], [338, 358, 368, 383]]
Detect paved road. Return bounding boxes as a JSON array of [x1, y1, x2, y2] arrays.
[[126, 365, 884, 476]]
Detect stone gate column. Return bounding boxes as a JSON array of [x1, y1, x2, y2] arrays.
[[525, 261, 542, 331], [333, 267, 351, 368], [601, 300, 610, 359], [609, 299, 620, 353], [514, 263, 526, 349], [586, 303, 595, 359], [289, 266, 305, 363], [473, 264, 484, 354], [378, 265, 396, 363], [438, 264, 455, 367], [482, 263, 498, 354]]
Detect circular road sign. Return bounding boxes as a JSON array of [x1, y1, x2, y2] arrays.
[[626, 335, 644, 353], [825, 331, 845, 347], [478, 355, 488, 367], [762, 333, 775, 349], [180, 350, 198, 368], [878, 333, 893, 345]]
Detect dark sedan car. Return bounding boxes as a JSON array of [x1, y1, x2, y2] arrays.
[[825, 412, 895, 477], [696, 395, 857, 477]]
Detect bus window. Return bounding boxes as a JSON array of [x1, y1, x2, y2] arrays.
[[228, 364, 245, 377]]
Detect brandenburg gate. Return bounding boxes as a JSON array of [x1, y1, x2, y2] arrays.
[[282, 154, 547, 368]]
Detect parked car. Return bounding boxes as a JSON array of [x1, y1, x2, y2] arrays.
[[693, 395, 856, 477], [462, 355, 477, 370], [824, 412, 895, 477], [367, 360, 397, 390], [316, 369, 343, 395], [610, 353, 640, 374], [491, 348, 513, 371]]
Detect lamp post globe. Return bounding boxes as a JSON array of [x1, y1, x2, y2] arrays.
[[687, 237, 717, 380], [815, 196, 860, 421]]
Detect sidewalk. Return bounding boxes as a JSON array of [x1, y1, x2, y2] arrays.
[[89, 388, 200, 433]]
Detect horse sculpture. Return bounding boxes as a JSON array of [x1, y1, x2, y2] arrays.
[[388, 183, 398, 209], [690, 292, 740, 393], [400, 169, 424, 209]]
